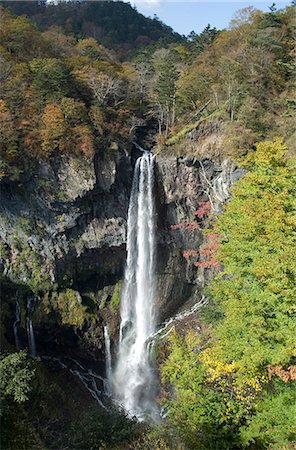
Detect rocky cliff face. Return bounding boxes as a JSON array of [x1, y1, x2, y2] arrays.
[[0, 122, 242, 366]]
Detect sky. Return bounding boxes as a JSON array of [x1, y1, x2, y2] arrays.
[[125, 0, 292, 35]]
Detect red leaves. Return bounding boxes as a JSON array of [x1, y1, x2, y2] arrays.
[[80, 142, 94, 157], [171, 222, 200, 232], [170, 200, 219, 268], [200, 240, 220, 257], [170, 200, 212, 233], [268, 365, 296, 382], [183, 249, 197, 259], [171, 223, 186, 231], [194, 201, 212, 219], [195, 233, 221, 269], [185, 222, 200, 231]]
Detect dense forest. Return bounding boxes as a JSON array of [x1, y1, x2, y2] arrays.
[[1, 0, 182, 58], [0, 1, 295, 449]]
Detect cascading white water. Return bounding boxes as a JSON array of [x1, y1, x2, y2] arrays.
[[27, 296, 36, 358], [104, 325, 112, 395], [113, 151, 157, 420], [146, 296, 207, 355], [42, 356, 107, 409], [13, 298, 21, 350]]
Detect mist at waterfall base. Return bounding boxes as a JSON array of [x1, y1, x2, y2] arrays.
[[112, 151, 159, 421]]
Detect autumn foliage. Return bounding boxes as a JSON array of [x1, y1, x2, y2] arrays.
[[268, 366, 296, 383], [162, 140, 296, 449], [170, 198, 219, 269], [194, 200, 212, 219], [195, 233, 221, 268]]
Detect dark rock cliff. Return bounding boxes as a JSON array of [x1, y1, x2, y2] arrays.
[[0, 125, 242, 366]]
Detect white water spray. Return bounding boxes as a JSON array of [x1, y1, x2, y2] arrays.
[[27, 295, 36, 358], [113, 152, 157, 420], [13, 298, 21, 350], [104, 325, 112, 395]]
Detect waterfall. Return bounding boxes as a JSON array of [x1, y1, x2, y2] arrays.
[[26, 295, 36, 358], [113, 151, 157, 420], [146, 296, 207, 355], [42, 356, 107, 409], [104, 325, 112, 395], [13, 298, 21, 350]]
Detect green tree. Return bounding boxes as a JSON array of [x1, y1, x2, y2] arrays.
[[0, 352, 35, 404], [30, 58, 72, 103], [161, 331, 237, 449], [0, 9, 46, 61], [205, 139, 295, 380], [187, 24, 219, 59], [0, 352, 39, 449], [240, 381, 296, 449], [161, 139, 296, 449], [152, 49, 179, 136], [60, 96, 87, 126]]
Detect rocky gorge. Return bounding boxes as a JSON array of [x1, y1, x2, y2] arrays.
[[1, 119, 242, 377], [1, 2, 295, 446]]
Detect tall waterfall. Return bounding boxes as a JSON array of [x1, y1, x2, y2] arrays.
[[27, 295, 36, 358], [104, 325, 112, 395], [113, 151, 157, 420]]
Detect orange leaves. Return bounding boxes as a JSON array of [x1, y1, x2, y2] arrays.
[[0, 99, 13, 128], [73, 125, 95, 157], [183, 249, 197, 260], [41, 103, 67, 155], [0, 99, 17, 162], [40, 103, 94, 157], [268, 365, 296, 382]]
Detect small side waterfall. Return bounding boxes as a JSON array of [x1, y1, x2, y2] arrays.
[[13, 298, 21, 350], [146, 297, 206, 355], [26, 295, 36, 358], [42, 356, 107, 409], [113, 151, 157, 420], [104, 325, 112, 395]]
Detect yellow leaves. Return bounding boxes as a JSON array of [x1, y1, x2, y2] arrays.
[[241, 138, 288, 170], [41, 103, 67, 155], [201, 346, 237, 381], [0, 99, 9, 116], [76, 38, 107, 59], [200, 341, 266, 408]]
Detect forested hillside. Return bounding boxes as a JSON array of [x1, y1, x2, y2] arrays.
[[0, 2, 295, 449], [1, 0, 182, 58], [1, 3, 294, 183]]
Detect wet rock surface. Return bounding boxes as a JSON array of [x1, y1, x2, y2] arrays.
[[1, 139, 242, 363]]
